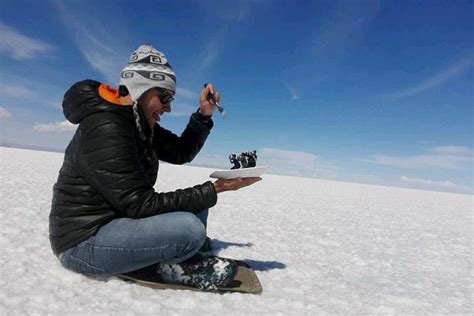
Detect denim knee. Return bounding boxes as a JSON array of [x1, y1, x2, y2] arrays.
[[60, 236, 110, 276], [172, 212, 207, 254]]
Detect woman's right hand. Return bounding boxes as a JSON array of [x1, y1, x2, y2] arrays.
[[213, 177, 261, 193]]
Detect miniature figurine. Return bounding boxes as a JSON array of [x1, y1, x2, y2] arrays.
[[229, 154, 241, 170], [247, 150, 257, 168], [238, 153, 249, 168]]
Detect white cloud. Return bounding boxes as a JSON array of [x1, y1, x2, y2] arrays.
[[0, 83, 36, 99], [193, 2, 266, 73], [369, 146, 473, 170], [81, 43, 124, 84], [261, 148, 318, 165], [198, 38, 221, 73], [370, 154, 471, 170], [388, 57, 472, 99], [44, 101, 62, 109], [430, 146, 473, 156], [285, 84, 300, 101], [166, 103, 196, 117], [33, 121, 77, 133], [0, 107, 12, 119], [218, 2, 254, 22], [54, 3, 126, 84], [283, 1, 380, 95], [190, 153, 229, 169], [0, 22, 54, 60], [198, 1, 262, 23], [400, 176, 472, 194], [259, 147, 319, 177], [176, 87, 198, 100], [311, 1, 380, 63]]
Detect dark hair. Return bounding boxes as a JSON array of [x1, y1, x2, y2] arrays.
[[118, 85, 129, 97]]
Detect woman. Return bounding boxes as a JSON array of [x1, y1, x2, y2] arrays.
[[49, 44, 260, 290]]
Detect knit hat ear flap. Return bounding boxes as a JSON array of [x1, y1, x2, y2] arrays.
[[119, 44, 176, 102]]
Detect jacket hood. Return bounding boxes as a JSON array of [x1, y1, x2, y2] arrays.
[[63, 80, 132, 124]]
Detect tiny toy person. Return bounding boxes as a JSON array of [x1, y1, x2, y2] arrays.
[[238, 153, 249, 168], [229, 154, 241, 169], [247, 150, 257, 168]]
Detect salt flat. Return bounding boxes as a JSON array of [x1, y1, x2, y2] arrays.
[[0, 146, 472, 314]]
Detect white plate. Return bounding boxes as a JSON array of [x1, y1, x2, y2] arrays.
[[209, 166, 270, 180]]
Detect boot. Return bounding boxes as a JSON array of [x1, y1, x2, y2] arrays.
[[198, 237, 213, 257], [156, 255, 237, 290]]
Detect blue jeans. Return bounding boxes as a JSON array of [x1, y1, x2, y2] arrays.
[[60, 210, 208, 276]]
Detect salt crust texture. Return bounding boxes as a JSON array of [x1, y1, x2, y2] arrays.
[[0, 147, 472, 314]]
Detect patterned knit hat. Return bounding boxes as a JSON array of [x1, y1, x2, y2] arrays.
[[119, 44, 176, 102]]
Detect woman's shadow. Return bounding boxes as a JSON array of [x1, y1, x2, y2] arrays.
[[212, 239, 286, 272]]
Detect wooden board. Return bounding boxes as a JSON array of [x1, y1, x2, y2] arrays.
[[117, 260, 262, 294]]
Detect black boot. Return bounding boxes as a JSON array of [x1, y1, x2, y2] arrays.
[[198, 237, 213, 257], [156, 255, 237, 290]]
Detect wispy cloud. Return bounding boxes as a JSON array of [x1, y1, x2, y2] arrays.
[[368, 146, 473, 170], [0, 77, 65, 113], [400, 176, 472, 194], [430, 146, 473, 156], [285, 0, 380, 92], [166, 88, 199, 117], [166, 103, 196, 117], [199, 40, 221, 73], [370, 154, 471, 170], [0, 107, 12, 119], [176, 87, 199, 100], [211, 1, 261, 23], [285, 84, 300, 101], [261, 147, 318, 165], [260, 147, 319, 177], [0, 22, 54, 60], [388, 57, 473, 99], [54, 2, 127, 84], [311, 0, 380, 63], [0, 83, 36, 99], [44, 101, 62, 110], [33, 121, 77, 133], [190, 153, 229, 169], [193, 1, 264, 74]]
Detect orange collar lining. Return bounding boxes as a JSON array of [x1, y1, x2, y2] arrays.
[[98, 84, 131, 106]]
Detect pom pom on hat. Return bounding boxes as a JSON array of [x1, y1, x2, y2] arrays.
[[119, 44, 176, 102]]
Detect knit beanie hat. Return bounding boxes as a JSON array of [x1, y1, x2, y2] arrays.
[[119, 44, 176, 102]]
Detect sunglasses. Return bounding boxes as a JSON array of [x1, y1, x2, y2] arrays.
[[153, 88, 174, 104]]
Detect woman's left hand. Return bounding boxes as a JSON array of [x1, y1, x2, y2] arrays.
[[199, 83, 220, 116]]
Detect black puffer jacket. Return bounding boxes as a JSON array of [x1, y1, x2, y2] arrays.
[[49, 80, 217, 255]]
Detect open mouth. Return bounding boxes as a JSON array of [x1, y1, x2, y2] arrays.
[[153, 112, 160, 122]]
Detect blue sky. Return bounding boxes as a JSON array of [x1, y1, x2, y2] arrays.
[[0, 0, 472, 194]]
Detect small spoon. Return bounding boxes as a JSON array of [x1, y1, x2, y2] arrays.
[[204, 83, 226, 117]]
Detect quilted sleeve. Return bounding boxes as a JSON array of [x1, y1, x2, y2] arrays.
[[75, 117, 217, 218], [152, 112, 213, 164]]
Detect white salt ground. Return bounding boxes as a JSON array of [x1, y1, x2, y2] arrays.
[[0, 147, 472, 314]]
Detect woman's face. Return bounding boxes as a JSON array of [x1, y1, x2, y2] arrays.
[[139, 88, 174, 128]]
